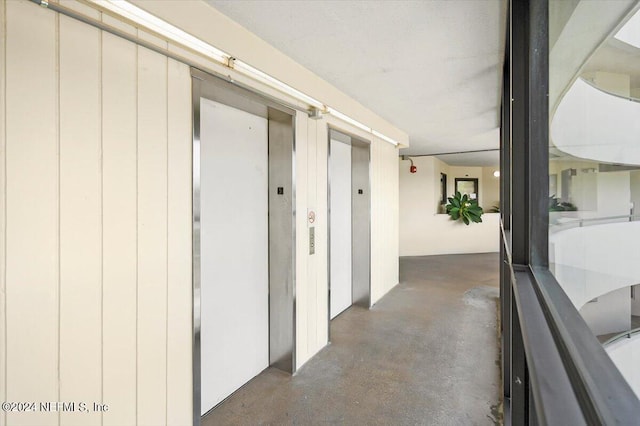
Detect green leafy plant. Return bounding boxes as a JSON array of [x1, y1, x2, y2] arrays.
[[549, 195, 577, 212], [445, 191, 484, 225]]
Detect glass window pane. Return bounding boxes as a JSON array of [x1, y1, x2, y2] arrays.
[[550, 1, 640, 400]]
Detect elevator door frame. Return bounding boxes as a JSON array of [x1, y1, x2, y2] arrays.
[[191, 68, 297, 423], [327, 126, 372, 341]]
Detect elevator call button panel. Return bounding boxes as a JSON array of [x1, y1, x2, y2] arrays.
[[309, 227, 315, 255]]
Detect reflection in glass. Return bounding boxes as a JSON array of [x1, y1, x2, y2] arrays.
[[550, 1, 640, 400]]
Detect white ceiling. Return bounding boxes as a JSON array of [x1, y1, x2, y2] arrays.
[[435, 150, 500, 167], [206, 0, 507, 157]]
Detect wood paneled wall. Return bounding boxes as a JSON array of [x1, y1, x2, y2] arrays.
[[0, 2, 192, 425]]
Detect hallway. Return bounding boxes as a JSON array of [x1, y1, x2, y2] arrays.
[[202, 253, 501, 425]]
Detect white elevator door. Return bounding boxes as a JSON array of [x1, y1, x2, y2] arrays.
[[200, 98, 269, 414], [330, 139, 353, 319]]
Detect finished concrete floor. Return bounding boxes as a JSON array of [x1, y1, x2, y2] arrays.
[[202, 253, 502, 426]]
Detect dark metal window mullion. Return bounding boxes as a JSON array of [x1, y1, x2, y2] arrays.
[[508, 0, 531, 421], [499, 5, 512, 402]]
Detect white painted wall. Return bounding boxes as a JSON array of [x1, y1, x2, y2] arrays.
[[579, 287, 631, 336], [0, 1, 403, 423], [549, 159, 596, 202], [399, 156, 500, 256], [571, 172, 598, 212], [606, 334, 640, 399], [482, 167, 501, 210], [597, 172, 632, 218]]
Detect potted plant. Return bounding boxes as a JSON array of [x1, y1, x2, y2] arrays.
[[549, 195, 577, 211], [445, 191, 484, 225]]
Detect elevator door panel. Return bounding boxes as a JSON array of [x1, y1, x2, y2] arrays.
[[200, 98, 269, 413], [330, 139, 353, 319]]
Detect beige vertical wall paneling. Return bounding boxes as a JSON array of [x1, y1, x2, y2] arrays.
[[136, 32, 169, 426], [101, 16, 138, 426], [0, 0, 7, 424], [306, 119, 318, 356], [387, 142, 400, 295], [5, 2, 59, 426], [386, 140, 399, 296], [314, 122, 328, 348], [371, 139, 380, 303], [370, 139, 400, 304], [58, 10, 103, 425], [166, 55, 193, 426], [371, 139, 378, 302], [295, 112, 309, 369]]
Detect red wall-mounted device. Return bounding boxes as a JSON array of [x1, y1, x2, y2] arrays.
[[409, 158, 417, 173]]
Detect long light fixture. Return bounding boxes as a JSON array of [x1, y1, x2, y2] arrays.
[[89, 0, 399, 146], [372, 129, 399, 146], [325, 107, 370, 133], [90, 0, 229, 64], [326, 108, 399, 146], [230, 59, 324, 109]]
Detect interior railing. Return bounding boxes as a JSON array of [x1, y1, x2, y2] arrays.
[[549, 214, 640, 233], [602, 327, 640, 347]]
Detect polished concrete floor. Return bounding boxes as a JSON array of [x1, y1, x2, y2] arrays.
[[203, 253, 502, 426]]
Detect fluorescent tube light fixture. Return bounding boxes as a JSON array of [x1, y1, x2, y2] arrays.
[[327, 108, 399, 146], [326, 107, 370, 133], [372, 129, 399, 146], [88, 0, 399, 146], [90, 0, 230, 63], [231, 59, 325, 109]]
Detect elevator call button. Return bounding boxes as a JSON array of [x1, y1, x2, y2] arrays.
[[309, 227, 315, 255]]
